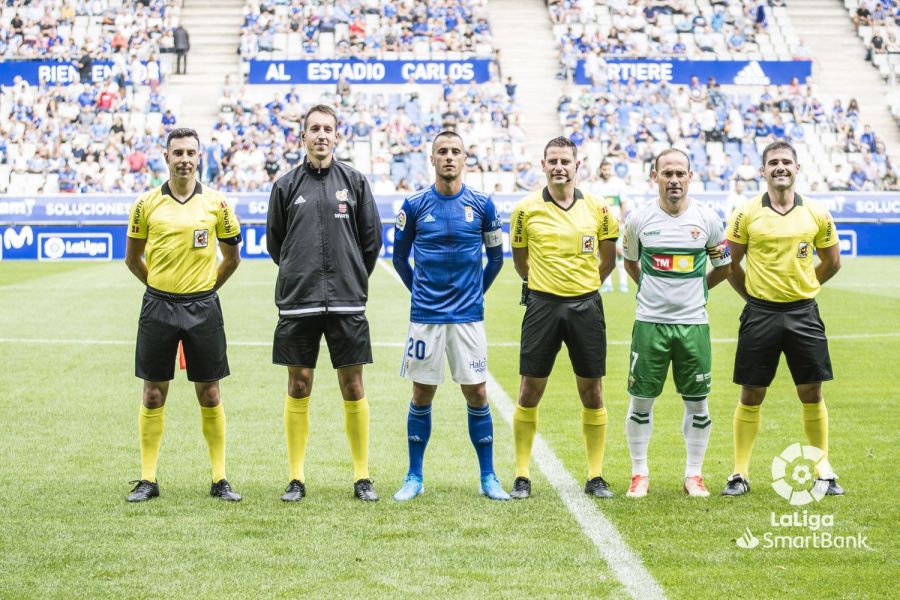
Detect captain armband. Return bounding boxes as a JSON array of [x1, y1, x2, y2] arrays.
[[483, 229, 503, 248]]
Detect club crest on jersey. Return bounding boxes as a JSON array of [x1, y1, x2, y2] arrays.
[[464, 206, 474, 222], [193, 229, 209, 248], [797, 241, 810, 259], [690, 227, 701, 240], [396, 209, 407, 231], [336, 189, 349, 202], [581, 235, 596, 254]]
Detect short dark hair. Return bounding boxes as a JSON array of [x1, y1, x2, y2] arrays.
[[762, 140, 797, 164], [654, 148, 691, 171], [543, 136, 577, 159], [303, 104, 338, 128], [166, 127, 199, 149], [432, 130, 463, 148]]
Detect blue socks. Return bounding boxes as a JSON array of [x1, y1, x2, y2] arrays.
[[406, 402, 432, 478], [467, 404, 495, 477], [407, 402, 496, 478]]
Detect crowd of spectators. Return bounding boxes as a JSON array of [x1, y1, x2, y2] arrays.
[[548, 0, 801, 81], [851, 1, 900, 76], [0, 0, 182, 62], [559, 76, 899, 193], [0, 71, 531, 195], [205, 73, 527, 193], [3, 0, 897, 196], [0, 76, 175, 194], [239, 0, 494, 60]]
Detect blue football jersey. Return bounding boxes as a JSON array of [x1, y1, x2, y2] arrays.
[[395, 184, 501, 324]]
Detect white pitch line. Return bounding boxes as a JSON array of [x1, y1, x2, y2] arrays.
[[485, 372, 666, 600], [375, 260, 665, 599], [2, 331, 899, 349]]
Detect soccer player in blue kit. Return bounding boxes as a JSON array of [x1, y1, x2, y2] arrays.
[[391, 131, 508, 501]]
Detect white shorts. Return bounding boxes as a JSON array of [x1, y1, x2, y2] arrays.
[[399, 321, 488, 385]]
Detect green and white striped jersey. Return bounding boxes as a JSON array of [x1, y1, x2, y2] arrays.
[[622, 199, 730, 324]]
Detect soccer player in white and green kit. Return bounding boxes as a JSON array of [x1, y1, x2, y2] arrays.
[[621, 149, 731, 498]]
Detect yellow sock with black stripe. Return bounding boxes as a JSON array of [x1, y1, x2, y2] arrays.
[[139, 405, 165, 482], [802, 402, 833, 476], [733, 404, 761, 477], [284, 395, 310, 482], [200, 404, 227, 482], [582, 407, 608, 479], [513, 405, 539, 479], [344, 397, 370, 481]]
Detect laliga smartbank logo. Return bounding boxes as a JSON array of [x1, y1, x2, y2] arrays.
[[771, 442, 827, 506], [734, 444, 869, 551]]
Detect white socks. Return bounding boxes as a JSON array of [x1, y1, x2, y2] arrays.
[[626, 396, 655, 476], [683, 396, 711, 478], [627, 395, 712, 478]]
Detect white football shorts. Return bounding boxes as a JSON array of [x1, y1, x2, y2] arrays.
[[399, 321, 488, 385]]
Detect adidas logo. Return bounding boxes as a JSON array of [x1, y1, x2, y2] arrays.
[[423, 214, 436, 223], [293, 195, 306, 205], [734, 61, 770, 86]]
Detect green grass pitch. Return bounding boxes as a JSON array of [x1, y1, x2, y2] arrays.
[[0, 257, 897, 598]]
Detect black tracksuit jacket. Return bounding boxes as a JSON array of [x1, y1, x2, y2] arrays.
[[266, 159, 382, 317]]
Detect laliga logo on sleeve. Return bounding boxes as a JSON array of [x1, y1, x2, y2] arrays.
[[771, 443, 827, 506]]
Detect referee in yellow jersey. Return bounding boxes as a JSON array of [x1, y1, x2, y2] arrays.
[[722, 141, 843, 497], [124, 128, 243, 502], [508, 137, 618, 499]]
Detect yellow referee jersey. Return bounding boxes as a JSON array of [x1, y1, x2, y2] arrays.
[[727, 192, 837, 302], [128, 182, 241, 294], [511, 187, 619, 296]]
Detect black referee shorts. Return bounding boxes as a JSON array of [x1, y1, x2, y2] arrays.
[[733, 297, 833, 387], [273, 313, 373, 369], [135, 287, 230, 383], [520, 290, 607, 379]]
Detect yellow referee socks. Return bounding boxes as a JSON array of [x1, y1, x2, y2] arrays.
[[802, 402, 833, 476], [582, 406, 608, 480], [200, 404, 227, 483], [513, 405, 539, 479], [733, 404, 761, 477], [284, 395, 310, 482], [344, 397, 370, 481], [138, 405, 165, 482]]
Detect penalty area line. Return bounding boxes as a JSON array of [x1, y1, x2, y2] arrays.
[[375, 260, 666, 599]]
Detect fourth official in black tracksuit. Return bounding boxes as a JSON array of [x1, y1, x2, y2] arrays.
[[266, 104, 382, 503]]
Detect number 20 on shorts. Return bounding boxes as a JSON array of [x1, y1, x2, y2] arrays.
[[406, 338, 426, 360]]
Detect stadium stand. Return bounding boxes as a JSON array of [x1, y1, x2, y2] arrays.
[[207, 74, 528, 193], [0, 0, 181, 61], [0, 75, 171, 194], [551, 0, 898, 192], [844, 0, 900, 124], [238, 0, 495, 61], [549, 0, 801, 79], [2, 0, 897, 195]]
